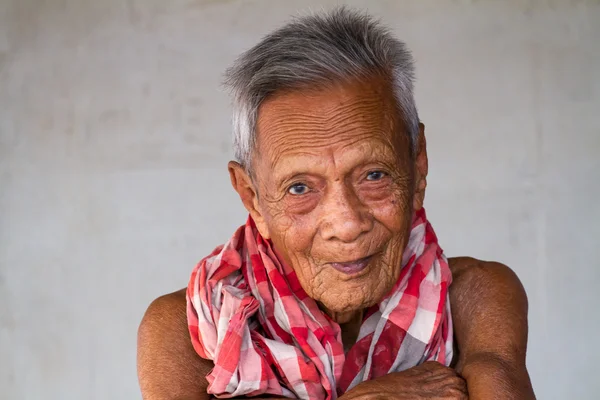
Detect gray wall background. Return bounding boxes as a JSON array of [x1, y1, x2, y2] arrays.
[[1, 0, 599, 399]]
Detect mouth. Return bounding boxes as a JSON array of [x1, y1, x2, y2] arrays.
[[329, 255, 374, 275]]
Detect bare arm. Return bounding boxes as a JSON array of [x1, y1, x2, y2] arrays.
[[137, 290, 286, 400], [137, 289, 212, 400], [137, 257, 535, 399], [449, 257, 535, 399]]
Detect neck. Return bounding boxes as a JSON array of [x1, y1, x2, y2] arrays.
[[318, 301, 364, 324], [327, 309, 364, 324], [333, 309, 364, 353]]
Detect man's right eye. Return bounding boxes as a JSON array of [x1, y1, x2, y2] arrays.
[[288, 183, 309, 195]]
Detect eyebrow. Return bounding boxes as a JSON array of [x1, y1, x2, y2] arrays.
[[270, 147, 400, 189], [273, 168, 318, 190]]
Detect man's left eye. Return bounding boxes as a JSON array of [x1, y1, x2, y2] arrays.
[[366, 171, 386, 181], [288, 183, 309, 195]]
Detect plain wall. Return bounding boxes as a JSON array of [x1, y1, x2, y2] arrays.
[[1, 0, 599, 399]]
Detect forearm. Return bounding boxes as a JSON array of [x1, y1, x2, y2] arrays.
[[461, 352, 535, 400]]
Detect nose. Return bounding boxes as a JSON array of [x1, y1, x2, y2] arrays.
[[319, 184, 373, 243]]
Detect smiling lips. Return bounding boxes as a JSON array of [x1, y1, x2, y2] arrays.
[[330, 255, 374, 275]]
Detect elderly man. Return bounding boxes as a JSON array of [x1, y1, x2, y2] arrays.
[[137, 8, 535, 400]]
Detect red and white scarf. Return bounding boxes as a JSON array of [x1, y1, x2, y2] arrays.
[[187, 208, 453, 399]]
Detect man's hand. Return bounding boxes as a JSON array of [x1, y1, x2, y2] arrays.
[[338, 362, 467, 400]]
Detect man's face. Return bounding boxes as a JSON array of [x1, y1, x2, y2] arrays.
[[237, 77, 419, 321]]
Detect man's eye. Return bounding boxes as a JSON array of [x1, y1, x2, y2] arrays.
[[366, 171, 386, 181], [288, 183, 309, 195]]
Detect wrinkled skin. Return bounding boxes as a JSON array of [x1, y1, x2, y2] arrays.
[[137, 75, 536, 400], [340, 362, 468, 400], [137, 257, 536, 400], [229, 75, 427, 323]]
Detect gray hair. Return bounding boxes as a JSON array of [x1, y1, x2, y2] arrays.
[[224, 6, 420, 168]]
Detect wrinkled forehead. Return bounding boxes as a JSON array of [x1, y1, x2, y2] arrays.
[[252, 77, 411, 173]]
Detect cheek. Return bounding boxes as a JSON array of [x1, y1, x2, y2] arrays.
[[264, 209, 317, 265], [266, 212, 330, 300], [283, 192, 321, 215], [368, 185, 413, 233], [375, 201, 406, 230], [369, 187, 413, 277]]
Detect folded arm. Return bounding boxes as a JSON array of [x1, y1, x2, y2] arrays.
[[136, 257, 535, 399]]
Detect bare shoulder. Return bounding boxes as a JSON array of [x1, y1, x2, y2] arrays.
[[446, 256, 528, 318], [448, 255, 508, 272], [138, 289, 190, 362], [140, 288, 187, 325], [448, 256, 524, 286], [447, 256, 528, 314], [137, 289, 212, 400]]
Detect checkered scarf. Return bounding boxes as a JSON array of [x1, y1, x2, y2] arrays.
[[187, 208, 453, 399]]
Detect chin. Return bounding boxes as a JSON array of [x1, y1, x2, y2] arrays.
[[318, 274, 394, 314], [317, 292, 372, 315]]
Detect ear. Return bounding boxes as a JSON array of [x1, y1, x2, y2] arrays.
[[413, 122, 428, 211], [228, 161, 271, 239]]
